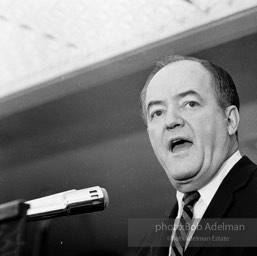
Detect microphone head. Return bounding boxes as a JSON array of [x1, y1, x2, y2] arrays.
[[26, 186, 109, 221]]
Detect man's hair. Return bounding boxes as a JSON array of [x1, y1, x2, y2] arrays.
[[140, 55, 240, 126]]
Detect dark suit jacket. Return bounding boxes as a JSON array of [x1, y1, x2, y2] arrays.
[[136, 156, 257, 256]]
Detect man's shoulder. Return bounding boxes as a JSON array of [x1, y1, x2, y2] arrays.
[[226, 155, 257, 216], [204, 156, 257, 218], [236, 155, 257, 187], [239, 156, 257, 196], [226, 155, 257, 187]]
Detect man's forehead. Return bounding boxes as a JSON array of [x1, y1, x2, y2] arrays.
[[151, 60, 209, 85], [146, 60, 212, 98]]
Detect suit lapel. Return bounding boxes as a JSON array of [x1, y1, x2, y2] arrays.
[[136, 203, 179, 256], [169, 202, 178, 218], [184, 185, 234, 256], [185, 156, 255, 256], [152, 203, 179, 256]]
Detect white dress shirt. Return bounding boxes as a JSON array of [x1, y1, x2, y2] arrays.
[[169, 150, 242, 255]]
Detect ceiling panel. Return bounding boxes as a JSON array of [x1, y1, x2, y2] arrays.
[[0, 0, 256, 102]]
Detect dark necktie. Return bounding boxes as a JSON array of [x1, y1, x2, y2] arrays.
[[170, 191, 200, 256]]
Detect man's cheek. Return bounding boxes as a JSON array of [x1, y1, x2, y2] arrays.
[[148, 130, 159, 144], [197, 123, 213, 138]]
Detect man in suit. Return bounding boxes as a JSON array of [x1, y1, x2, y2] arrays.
[[136, 55, 257, 255]]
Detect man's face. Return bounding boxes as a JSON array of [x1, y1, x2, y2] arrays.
[[145, 60, 232, 192]]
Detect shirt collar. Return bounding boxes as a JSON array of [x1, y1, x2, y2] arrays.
[[176, 150, 242, 209]]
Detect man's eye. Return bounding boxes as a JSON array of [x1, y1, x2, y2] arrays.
[[185, 101, 199, 108], [151, 110, 163, 119]]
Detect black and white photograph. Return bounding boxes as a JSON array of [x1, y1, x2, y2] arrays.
[[0, 1, 256, 255]]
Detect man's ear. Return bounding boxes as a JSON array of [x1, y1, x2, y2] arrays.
[[225, 105, 240, 136]]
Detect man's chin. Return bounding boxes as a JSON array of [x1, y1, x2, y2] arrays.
[[169, 171, 200, 190], [171, 170, 199, 182]]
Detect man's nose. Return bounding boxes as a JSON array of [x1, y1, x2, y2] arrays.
[[165, 108, 184, 130]]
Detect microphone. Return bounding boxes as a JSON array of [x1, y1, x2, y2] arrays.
[[26, 186, 109, 221]]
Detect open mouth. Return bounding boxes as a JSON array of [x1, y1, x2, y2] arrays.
[[169, 138, 193, 153]]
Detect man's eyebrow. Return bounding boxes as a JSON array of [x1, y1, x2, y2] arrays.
[[177, 90, 203, 100], [146, 90, 202, 113], [147, 100, 164, 113]]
